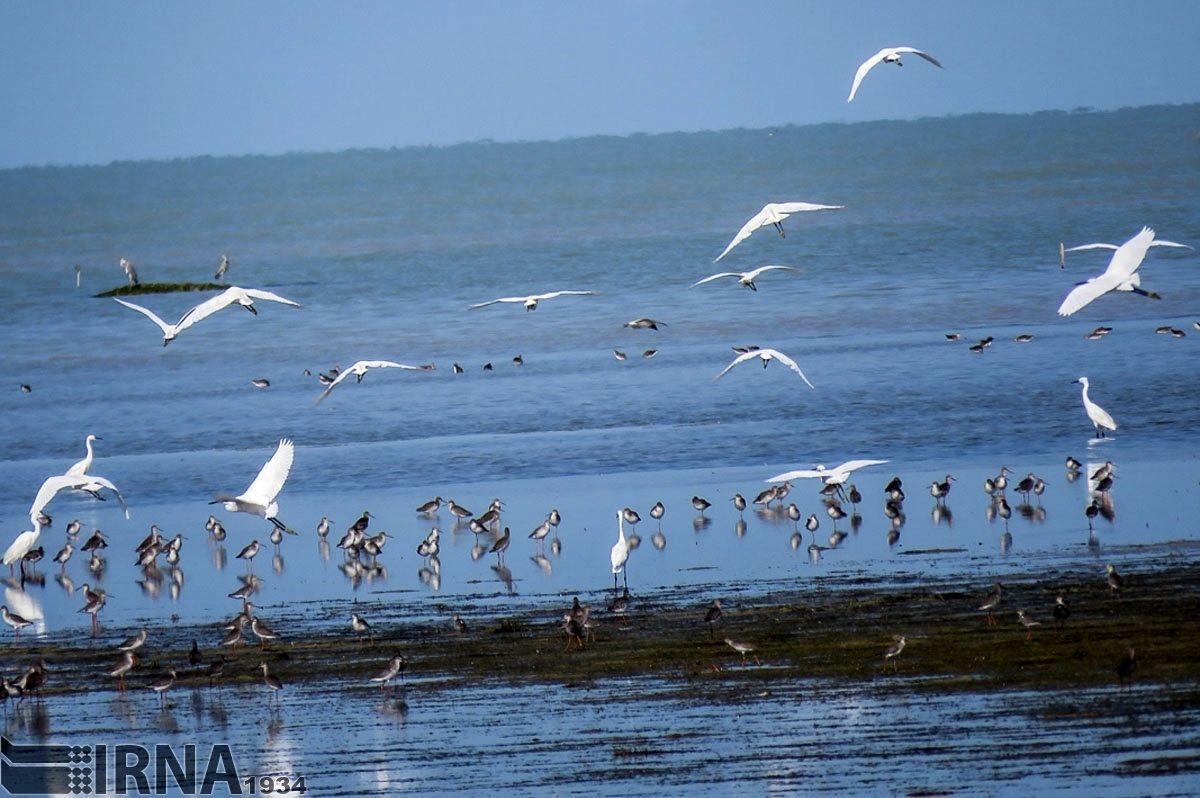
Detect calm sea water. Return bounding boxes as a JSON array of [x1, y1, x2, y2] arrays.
[[1, 105, 1198, 794]]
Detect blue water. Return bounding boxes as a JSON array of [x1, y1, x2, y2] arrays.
[[1, 105, 1199, 794]]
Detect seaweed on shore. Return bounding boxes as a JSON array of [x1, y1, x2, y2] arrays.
[[94, 282, 229, 297]]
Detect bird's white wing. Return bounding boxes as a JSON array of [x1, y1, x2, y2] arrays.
[[1091, 403, 1117, 430], [765, 468, 826, 483], [762, 349, 815, 389], [745, 265, 801, 280], [243, 288, 303, 307], [174, 290, 239, 333], [358, 360, 420, 371], [713, 350, 759, 380], [238, 439, 294, 506], [1148, 240, 1192, 250], [314, 369, 355, 405], [1102, 226, 1156, 280], [86, 475, 130, 519], [1056, 275, 1120, 316], [1063, 243, 1119, 253], [112, 298, 173, 336], [533, 290, 595, 301], [894, 47, 944, 68], [714, 207, 771, 262], [690, 272, 742, 287], [770, 203, 844, 217], [847, 49, 890, 102], [468, 296, 529, 309], [833, 459, 889, 474], [29, 475, 81, 524]]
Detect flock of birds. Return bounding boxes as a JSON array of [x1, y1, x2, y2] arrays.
[[6, 43, 1190, 713]]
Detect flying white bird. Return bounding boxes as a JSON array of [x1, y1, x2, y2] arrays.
[[766, 459, 889, 485], [714, 347, 815, 389], [468, 290, 595, 312], [212, 439, 295, 532], [113, 286, 302, 346], [1057, 227, 1191, 316], [714, 203, 843, 262], [315, 360, 422, 405], [1074, 377, 1117, 438], [29, 473, 129, 526], [847, 46, 943, 102], [66, 434, 102, 476], [691, 265, 801, 291]]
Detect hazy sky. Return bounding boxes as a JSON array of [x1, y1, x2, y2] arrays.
[[2, 1, 1198, 168]]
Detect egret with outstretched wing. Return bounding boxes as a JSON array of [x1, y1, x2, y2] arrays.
[[468, 290, 595, 312], [847, 46, 943, 102], [212, 439, 295, 532], [315, 360, 422, 405], [714, 203, 843, 262], [691, 265, 801, 291], [714, 348, 815, 389], [1057, 227, 1190, 316]]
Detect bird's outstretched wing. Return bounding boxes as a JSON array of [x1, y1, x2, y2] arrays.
[[244, 288, 303, 307], [714, 207, 770, 262], [745, 265, 801, 280], [894, 47, 943, 68], [1063, 243, 1120, 254], [762, 348, 815, 389], [29, 475, 80, 525], [1102, 226, 1156, 281], [1149, 239, 1192, 250], [469, 296, 528, 309], [770, 203, 844, 216], [833, 459, 889, 474], [765, 467, 826, 483], [532, 290, 595, 301], [174, 289, 239, 333], [315, 369, 355, 404], [1057, 275, 1119, 317], [85, 475, 130, 519], [847, 49, 890, 102], [112, 298, 174, 336], [238, 439, 294, 506], [691, 272, 742, 287], [713, 350, 759, 380]]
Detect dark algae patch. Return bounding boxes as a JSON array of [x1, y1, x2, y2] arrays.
[[14, 560, 1200, 698], [94, 282, 229, 297]]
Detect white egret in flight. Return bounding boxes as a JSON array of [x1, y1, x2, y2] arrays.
[[714, 202, 842, 262], [847, 46, 943, 102]]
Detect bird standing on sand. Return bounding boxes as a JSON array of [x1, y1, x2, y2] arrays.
[[1052, 596, 1071, 630], [704, 600, 723, 639], [979, 583, 1003, 626], [1016, 610, 1040, 642], [882, 635, 906, 672], [725, 638, 760, 665], [1106, 564, 1124, 601], [1074, 377, 1117, 438]]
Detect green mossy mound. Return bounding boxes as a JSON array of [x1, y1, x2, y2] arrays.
[[94, 282, 229, 298]]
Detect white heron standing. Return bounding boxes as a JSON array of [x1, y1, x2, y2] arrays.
[[212, 439, 295, 532], [3, 522, 43, 580], [1074, 377, 1117, 438], [714, 202, 843, 262], [610, 510, 629, 592], [66, 434, 102, 476]]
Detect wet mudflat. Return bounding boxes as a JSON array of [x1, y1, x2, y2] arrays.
[[7, 543, 1198, 795]]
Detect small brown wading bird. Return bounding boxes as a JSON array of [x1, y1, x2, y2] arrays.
[[1, 606, 32, 640], [1106, 564, 1124, 602], [882, 635, 906, 672], [1016, 610, 1040, 642], [979, 583, 1003, 626], [351, 613, 374, 646], [148, 668, 177, 708], [369, 653, 407, 691], [108, 651, 137, 691], [1052, 596, 1070, 630], [260, 662, 283, 705], [704, 599, 723, 639], [725, 638, 760, 666]]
